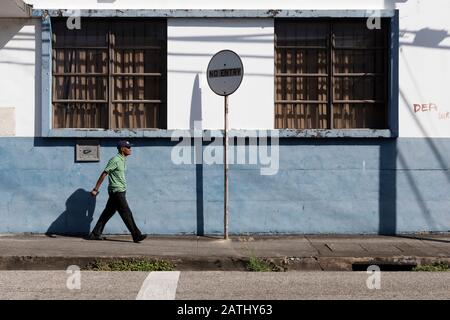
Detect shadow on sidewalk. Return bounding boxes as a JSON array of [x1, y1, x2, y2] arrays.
[[46, 188, 96, 238], [98, 238, 134, 243], [394, 235, 450, 244]]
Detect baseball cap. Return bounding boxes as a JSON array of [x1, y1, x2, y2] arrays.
[[117, 140, 132, 148]]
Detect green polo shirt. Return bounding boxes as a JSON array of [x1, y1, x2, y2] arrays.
[[104, 153, 127, 192]]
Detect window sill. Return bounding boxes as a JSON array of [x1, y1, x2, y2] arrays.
[[274, 129, 397, 138], [45, 129, 174, 138], [43, 128, 397, 139]]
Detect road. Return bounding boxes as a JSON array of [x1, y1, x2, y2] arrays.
[[0, 271, 449, 300]]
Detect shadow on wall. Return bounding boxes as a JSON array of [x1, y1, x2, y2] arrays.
[[400, 28, 450, 50], [386, 1, 450, 50], [190, 74, 202, 129], [0, 20, 32, 52], [398, 89, 446, 230], [394, 30, 450, 231], [380, 16, 449, 233], [279, 139, 399, 234], [384, 0, 408, 8], [190, 74, 204, 236], [46, 189, 96, 237], [379, 140, 397, 235]]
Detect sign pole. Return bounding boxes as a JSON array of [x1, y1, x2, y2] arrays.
[[224, 95, 229, 240], [206, 49, 243, 241]]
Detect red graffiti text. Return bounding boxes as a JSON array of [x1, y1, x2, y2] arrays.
[[413, 103, 438, 113]]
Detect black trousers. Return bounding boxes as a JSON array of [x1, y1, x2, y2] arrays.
[[91, 191, 142, 239]]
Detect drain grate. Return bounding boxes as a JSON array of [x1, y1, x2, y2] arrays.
[[352, 263, 416, 271]]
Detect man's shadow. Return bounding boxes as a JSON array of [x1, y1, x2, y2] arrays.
[[46, 188, 96, 237]]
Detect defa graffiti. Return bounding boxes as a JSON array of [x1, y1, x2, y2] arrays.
[[413, 103, 449, 120], [413, 103, 438, 113]]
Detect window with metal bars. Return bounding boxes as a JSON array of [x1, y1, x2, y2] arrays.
[[52, 18, 167, 129], [275, 19, 389, 129]]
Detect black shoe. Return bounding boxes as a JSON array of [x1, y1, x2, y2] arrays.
[[87, 233, 104, 241], [133, 234, 147, 243]]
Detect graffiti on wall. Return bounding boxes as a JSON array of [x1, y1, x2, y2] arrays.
[[413, 103, 450, 120]]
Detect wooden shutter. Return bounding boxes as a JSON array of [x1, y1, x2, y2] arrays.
[[111, 19, 166, 129], [275, 21, 329, 129], [332, 20, 388, 129], [275, 19, 388, 129], [52, 18, 167, 129], [52, 20, 109, 129]]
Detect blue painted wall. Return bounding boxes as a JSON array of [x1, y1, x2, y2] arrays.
[[0, 137, 449, 235]]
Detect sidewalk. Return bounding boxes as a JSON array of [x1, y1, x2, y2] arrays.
[[0, 234, 449, 271]]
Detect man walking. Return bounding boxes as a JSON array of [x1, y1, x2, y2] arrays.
[[88, 140, 147, 243]]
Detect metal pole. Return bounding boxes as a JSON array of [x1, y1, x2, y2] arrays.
[[224, 95, 229, 240]]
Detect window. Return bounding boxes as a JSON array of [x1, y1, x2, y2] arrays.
[[52, 19, 167, 129], [275, 19, 389, 129]]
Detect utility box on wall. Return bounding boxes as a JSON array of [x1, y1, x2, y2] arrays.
[[75, 140, 100, 162]]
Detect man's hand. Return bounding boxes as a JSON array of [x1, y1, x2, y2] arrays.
[[91, 189, 99, 197]]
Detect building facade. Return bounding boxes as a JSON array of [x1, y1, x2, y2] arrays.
[[0, 0, 449, 235]]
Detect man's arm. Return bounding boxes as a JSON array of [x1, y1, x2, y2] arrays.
[[91, 171, 108, 197]]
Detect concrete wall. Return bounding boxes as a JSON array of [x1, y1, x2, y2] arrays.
[[0, 137, 448, 234]]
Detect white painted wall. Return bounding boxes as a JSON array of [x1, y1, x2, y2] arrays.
[[397, 0, 450, 137], [167, 19, 274, 130], [0, 19, 39, 137], [1, 0, 448, 137]]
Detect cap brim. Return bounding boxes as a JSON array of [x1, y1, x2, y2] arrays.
[[118, 141, 134, 148]]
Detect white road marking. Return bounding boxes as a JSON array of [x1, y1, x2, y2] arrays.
[[136, 271, 181, 300]]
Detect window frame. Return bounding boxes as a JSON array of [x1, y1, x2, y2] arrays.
[[41, 16, 169, 137], [39, 10, 398, 138], [275, 18, 391, 131], [50, 18, 167, 131]]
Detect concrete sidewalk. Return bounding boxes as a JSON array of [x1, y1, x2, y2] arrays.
[[0, 234, 449, 271]]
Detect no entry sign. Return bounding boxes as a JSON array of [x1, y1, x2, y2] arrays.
[[206, 50, 244, 239], [207, 50, 244, 96]]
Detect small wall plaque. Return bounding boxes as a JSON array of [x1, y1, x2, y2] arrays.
[[0, 107, 15, 137], [76, 140, 100, 162]]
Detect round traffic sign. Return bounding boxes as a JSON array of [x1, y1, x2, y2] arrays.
[[207, 50, 244, 96]]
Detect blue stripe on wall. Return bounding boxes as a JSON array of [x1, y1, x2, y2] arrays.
[[0, 137, 449, 235]]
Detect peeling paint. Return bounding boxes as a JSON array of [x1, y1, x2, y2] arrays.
[[266, 9, 281, 17], [31, 9, 396, 19], [43, 129, 395, 139]]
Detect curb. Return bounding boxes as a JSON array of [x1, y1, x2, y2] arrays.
[[1, 256, 449, 271]]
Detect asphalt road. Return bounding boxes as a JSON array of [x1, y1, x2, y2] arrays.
[[0, 271, 449, 300]]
